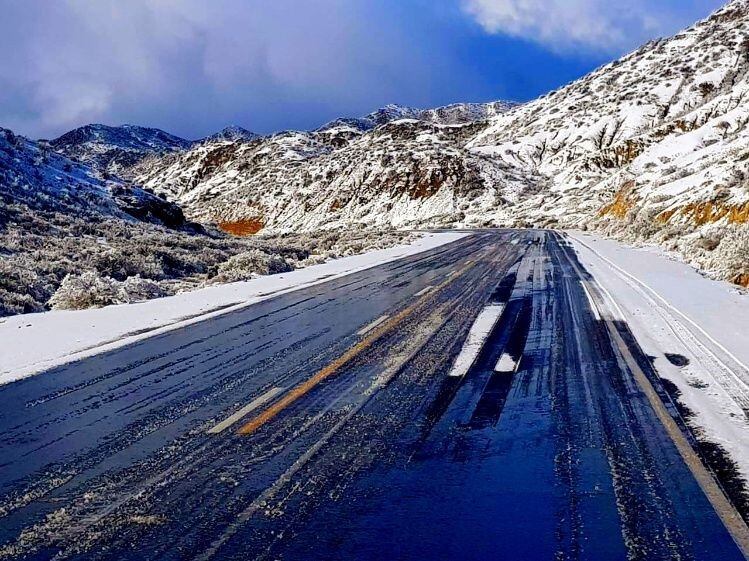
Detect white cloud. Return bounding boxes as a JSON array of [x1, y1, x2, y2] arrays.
[[0, 0, 450, 139], [461, 0, 717, 53]]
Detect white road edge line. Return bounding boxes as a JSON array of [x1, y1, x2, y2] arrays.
[[207, 387, 285, 435], [357, 315, 390, 336], [413, 285, 434, 297], [448, 304, 504, 378], [579, 280, 601, 321]]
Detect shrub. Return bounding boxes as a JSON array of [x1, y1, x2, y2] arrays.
[[212, 250, 293, 283], [0, 195, 414, 316], [0, 289, 44, 316], [86, 249, 164, 281], [49, 272, 121, 310], [118, 275, 168, 303], [717, 229, 749, 275]]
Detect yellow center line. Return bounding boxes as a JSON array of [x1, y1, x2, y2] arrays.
[[236, 254, 483, 436]]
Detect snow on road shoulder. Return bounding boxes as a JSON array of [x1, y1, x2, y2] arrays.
[[567, 231, 749, 481], [0, 232, 468, 386]]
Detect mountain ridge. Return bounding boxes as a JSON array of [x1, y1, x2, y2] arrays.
[[6, 1, 749, 288]]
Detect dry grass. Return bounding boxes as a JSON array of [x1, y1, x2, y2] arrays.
[[599, 181, 637, 219]]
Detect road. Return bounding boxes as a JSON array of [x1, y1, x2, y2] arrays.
[[0, 230, 746, 560]]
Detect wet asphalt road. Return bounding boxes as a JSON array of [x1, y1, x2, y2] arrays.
[[0, 230, 746, 560]]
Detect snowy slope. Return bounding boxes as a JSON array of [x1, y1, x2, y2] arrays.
[[0, 127, 183, 224], [131, 118, 539, 232], [0, 127, 202, 315], [318, 101, 517, 131], [129, 100, 526, 232], [469, 0, 749, 283]]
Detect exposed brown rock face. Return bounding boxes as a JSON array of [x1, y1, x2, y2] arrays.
[[219, 218, 265, 236]]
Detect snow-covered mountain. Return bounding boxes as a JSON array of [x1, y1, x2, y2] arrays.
[[1, 127, 185, 227], [50, 124, 192, 179], [129, 117, 540, 235], [14, 1, 749, 287], [49, 101, 508, 177], [128, 1, 748, 285], [468, 0, 749, 284], [128, 100, 522, 232]]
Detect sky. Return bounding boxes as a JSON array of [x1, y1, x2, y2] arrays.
[[0, 0, 726, 140]]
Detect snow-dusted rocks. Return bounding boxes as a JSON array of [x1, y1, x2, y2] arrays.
[[318, 101, 518, 132], [0, 127, 184, 225], [130, 105, 528, 233]]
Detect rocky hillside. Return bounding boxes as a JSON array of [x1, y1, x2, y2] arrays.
[[130, 118, 541, 234], [125, 1, 748, 285], [0, 126, 211, 315], [0, 128, 187, 227], [127, 100, 523, 234], [318, 101, 517, 131], [202, 126, 260, 143], [0, 127, 414, 316], [469, 0, 749, 284]]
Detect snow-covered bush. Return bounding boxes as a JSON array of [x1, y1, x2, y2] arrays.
[[49, 272, 121, 310], [1, 187, 415, 316], [0, 289, 42, 316], [48, 272, 170, 310], [211, 250, 293, 283], [85, 249, 165, 281], [0, 259, 50, 314], [717, 227, 749, 280], [118, 275, 168, 303]]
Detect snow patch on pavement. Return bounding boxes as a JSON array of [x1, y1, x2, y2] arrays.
[[0, 232, 468, 386], [494, 352, 518, 373], [448, 304, 504, 378], [568, 231, 749, 481]]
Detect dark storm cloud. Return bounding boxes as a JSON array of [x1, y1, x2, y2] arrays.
[[0, 0, 725, 139]]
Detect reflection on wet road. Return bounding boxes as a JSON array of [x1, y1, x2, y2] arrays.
[[0, 231, 746, 560]]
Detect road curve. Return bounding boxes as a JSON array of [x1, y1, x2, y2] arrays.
[[0, 230, 745, 560]]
